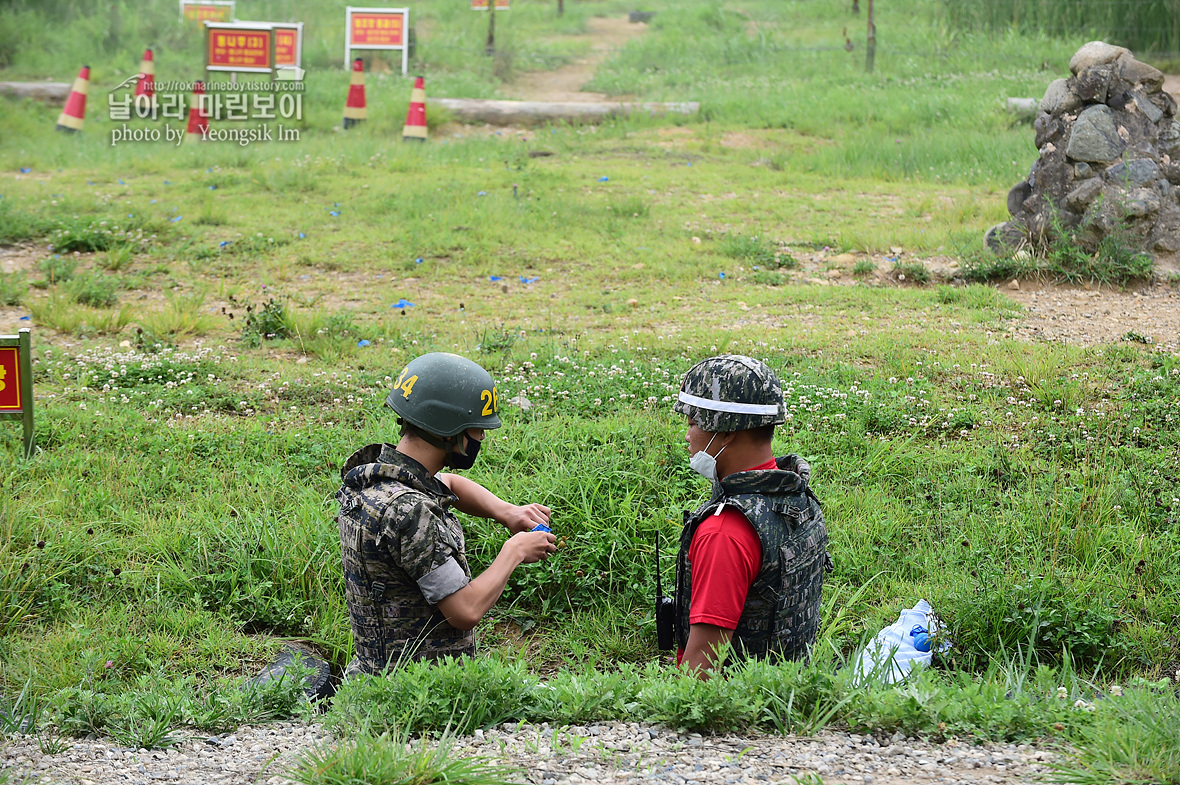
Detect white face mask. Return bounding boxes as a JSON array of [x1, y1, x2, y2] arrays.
[[689, 432, 727, 482]]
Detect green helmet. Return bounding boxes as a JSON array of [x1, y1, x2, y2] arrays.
[[385, 352, 502, 437], [673, 354, 785, 433]]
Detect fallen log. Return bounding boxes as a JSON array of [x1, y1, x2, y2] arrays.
[[0, 82, 71, 102], [430, 97, 699, 126], [1005, 97, 1038, 122]]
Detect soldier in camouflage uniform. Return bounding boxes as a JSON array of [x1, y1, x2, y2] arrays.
[[338, 352, 557, 677], [671, 355, 828, 677]]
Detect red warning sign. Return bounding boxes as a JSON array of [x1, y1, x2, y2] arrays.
[[0, 347, 20, 411], [349, 11, 405, 47]]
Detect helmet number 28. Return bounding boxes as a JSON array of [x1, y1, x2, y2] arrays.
[[480, 387, 499, 415], [393, 368, 419, 399]]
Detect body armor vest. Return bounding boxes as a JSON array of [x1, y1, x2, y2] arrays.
[[675, 457, 827, 663], [338, 445, 473, 675]]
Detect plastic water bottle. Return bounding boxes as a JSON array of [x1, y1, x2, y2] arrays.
[[910, 624, 931, 652], [531, 523, 552, 533]]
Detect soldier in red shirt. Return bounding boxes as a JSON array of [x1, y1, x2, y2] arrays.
[[672, 355, 829, 678]]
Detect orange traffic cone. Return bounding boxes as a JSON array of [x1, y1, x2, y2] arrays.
[[184, 80, 209, 143], [402, 75, 427, 142], [342, 58, 367, 129], [56, 65, 90, 132], [134, 48, 156, 115]]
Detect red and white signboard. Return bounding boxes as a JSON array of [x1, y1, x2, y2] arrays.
[[0, 329, 34, 459], [205, 22, 275, 74], [274, 23, 304, 68], [180, 0, 235, 23], [236, 21, 303, 69], [345, 7, 409, 75], [471, 0, 510, 9], [0, 347, 20, 412]]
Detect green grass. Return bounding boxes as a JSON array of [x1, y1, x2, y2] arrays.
[[286, 730, 521, 785], [1, 1, 1179, 780], [321, 646, 1175, 750], [941, 0, 1180, 56], [0, 271, 26, 305]]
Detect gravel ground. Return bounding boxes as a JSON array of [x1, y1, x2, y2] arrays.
[[2, 720, 1060, 785], [1003, 282, 1180, 352]]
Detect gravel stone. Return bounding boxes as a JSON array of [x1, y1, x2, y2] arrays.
[[2, 722, 1063, 785]]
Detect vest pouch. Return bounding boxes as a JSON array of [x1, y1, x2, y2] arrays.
[[776, 520, 827, 631], [348, 606, 390, 674]]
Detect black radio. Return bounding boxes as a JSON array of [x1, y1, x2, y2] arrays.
[[655, 525, 675, 651]]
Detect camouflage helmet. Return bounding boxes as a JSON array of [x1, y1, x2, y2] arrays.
[[385, 352, 502, 437], [673, 354, 785, 432]]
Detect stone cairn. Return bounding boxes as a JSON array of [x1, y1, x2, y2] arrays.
[[987, 41, 1180, 269]]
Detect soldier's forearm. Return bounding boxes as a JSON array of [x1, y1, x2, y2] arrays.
[[434, 540, 525, 630], [439, 472, 511, 521], [681, 623, 734, 679]]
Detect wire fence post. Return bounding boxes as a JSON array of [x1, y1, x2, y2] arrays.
[[865, 0, 876, 72], [558, 0, 563, 17]]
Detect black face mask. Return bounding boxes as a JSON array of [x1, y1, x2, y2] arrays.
[[446, 434, 481, 470]]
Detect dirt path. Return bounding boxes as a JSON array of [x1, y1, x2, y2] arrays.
[[503, 15, 647, 102], [726, 248, 1180, 354], [1002, 282, 1180, 351]]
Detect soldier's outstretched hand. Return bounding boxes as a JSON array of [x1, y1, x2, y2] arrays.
[[500, 502, 552, 534], [508, 529, 557, 564]]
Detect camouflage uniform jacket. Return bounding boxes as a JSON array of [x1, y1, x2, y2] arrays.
[[675, 454, 827, 663], [338, 443, 473, 675]]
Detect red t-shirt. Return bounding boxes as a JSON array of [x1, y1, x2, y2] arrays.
[[676, 458, 774, 664]]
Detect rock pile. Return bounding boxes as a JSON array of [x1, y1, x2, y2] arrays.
[[987, 41, 1180, 270]]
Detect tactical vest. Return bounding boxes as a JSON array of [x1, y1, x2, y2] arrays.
[[675, 465, 827, 663], [338, 459, 473, 675]]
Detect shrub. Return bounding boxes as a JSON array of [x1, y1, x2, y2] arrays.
[[751, 269, 785, 285], [721, 234, 777, 266], [963, 207, 1153, 286], [239, 297, 294, 347], [853, 259, 877, 277], [893, 260, 931, 284], [0, 271, 27, 305], [66, 273, 120, 308], [940, 575, 1133, 672], [100, 244, 135, 271], [0, 197, 58, 244], [327, 656, 536, 736], [35, 256, 77, 285]]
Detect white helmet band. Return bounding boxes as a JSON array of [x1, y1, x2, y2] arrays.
[[677, 391, 780, 416]]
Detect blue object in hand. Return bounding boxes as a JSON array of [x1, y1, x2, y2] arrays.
[[531, 523, 552, 533]]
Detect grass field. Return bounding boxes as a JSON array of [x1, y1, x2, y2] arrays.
[[2, 0, 1180, 782]]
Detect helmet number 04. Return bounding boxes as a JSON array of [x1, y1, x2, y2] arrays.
[[393, 368, 419, 399], [481, 387, 499, 415]]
